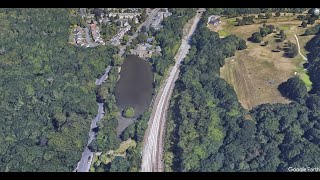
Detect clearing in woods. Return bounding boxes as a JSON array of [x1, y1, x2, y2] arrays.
[[210, 13, 319, 110], [89, 138, 137, 172]]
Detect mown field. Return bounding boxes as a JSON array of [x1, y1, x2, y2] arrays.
[[212, 13, 319, 109]]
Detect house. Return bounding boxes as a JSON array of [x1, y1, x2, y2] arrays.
[[90, 24, 98, 40], [100, 17, 111, 25], [87, 14, 95, 19], [147, 37, 153, 43], [120, 13, 140, 19], [108, 12, 140, 19], [74, 26, 85, 44], [79, 8, 86, 19], [162, 9, 172, 18], [110, 24, 131, 46], [156, 46, 161, 52], [151, 15, 163, 30], [90, 23, 104, 44], [130, 42, 156, 58], [117, 19, 129, 27], [133, 16, 139, 24], [207, 15, 221, 25], [123, 21, 129, 27], [150, 10, 172, 30], [142, 43, 152, 50]]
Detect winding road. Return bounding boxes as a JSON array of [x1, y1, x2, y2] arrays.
[[74, 8, 161, 172], [74, 66, 112, 172], [141, 9, 204, 172]]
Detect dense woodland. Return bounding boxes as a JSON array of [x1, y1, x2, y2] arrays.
[[163, 10, 320, 172], [305, 27, 320, 95], [0, 8, 118, 171], [151, 8, 197, 86], [206, 8, 307, 18], [1, 8, 320, 172], [304, 24, 320, 36], [90, 67, 120, 153]]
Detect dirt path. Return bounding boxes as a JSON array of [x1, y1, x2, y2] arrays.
[[294, 34, 308, 61]]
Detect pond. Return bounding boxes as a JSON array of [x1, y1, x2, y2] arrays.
[[115, 55, 154, 135]]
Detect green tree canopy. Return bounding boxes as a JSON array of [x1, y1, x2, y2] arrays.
[[123, 107, 135, 118]]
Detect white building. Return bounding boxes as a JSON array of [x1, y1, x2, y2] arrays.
[[133, 16, 139, 24], [108, 12, 140, 19], [90, 23, 104, 44], [150, 9, 172, 30], [74, 26, 85, 45], [207, 15, 221, 25], [110, 24, 131, 46]]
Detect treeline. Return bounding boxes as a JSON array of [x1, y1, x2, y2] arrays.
[[206, 8, 307, 18], [305, 33, 320, 94], [248, 25, 298, 58], [283, 41, 298, 58], [88, 66, 142, 172], [90, 67, 121, 152], [298, 9, 320, 28], [151, 8, 197, 86], [303, 24, 320, 36], [164, 15, 248, 171], [236, 16, 255, 26], [249, 24, 275, 43], [0, 9, 119, 171], [164, 10, 320, 172]]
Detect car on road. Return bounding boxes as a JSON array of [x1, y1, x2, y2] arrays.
[[87, 156, 91, 164]]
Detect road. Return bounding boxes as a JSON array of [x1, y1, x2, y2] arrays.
[[294, 34, 308, 61], [74, 8, 160, 172], [74, 66, 112, 172], [141, 10, 203, 172], [84, 27, 98, 48], [96, 66, 112, 85], [128, 8, 160, 44], [118, 8, 160, 57]]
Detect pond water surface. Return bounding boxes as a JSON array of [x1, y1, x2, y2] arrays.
[[115, 55, 154, 135]]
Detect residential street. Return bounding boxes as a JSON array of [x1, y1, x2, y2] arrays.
[[95, 66, 112, 85], [118, 8, 160, 57], [84, 27, 98, 48]]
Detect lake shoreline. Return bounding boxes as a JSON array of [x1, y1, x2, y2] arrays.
[[114, 55, 154, 136]]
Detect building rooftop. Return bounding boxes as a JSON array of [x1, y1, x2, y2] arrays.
[[147, 38, 153, 43]]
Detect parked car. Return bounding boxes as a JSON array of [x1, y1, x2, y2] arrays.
[[87, 156, 91, 164]]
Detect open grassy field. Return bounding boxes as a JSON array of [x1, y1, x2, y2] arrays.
[[215, 13, 319, 109], [89, 138, 136, 172], [220, 48, 292, 110]]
